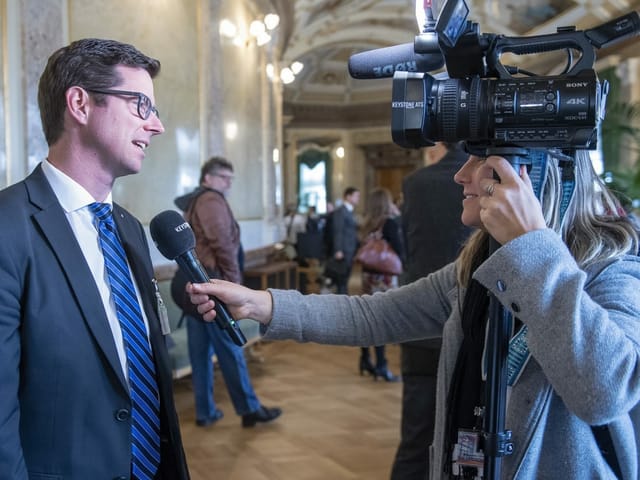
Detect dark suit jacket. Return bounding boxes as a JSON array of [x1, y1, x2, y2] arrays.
[[0, 165, 189, 479], [331, 204, 358, 264], [400, 151, 473, 364]]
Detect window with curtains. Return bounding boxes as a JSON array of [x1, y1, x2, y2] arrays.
[[297, 148, 331, 214]]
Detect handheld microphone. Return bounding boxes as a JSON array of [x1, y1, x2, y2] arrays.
[[348, 41, 444, 79], [149, 210, 247, 346]]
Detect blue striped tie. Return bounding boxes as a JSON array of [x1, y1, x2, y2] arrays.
[[89, 202, 160, 480]]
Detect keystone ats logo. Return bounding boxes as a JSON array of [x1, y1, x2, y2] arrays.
[[393, 101, 425, 109], [175, 222, 191, 232]]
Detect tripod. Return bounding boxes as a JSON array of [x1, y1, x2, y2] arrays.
[[482, 147, 535, 479]]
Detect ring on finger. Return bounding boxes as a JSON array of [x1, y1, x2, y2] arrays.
[[486, 182, 496, 196]]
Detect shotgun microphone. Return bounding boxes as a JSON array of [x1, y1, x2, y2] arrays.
[[348, 41, 444, 79]]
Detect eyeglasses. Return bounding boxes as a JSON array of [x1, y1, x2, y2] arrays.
[[213, 173, 234, 182], [86, 88, 159, 120]]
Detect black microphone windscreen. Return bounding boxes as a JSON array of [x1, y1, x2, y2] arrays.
[[348, 42, 444, 79], [149, 210, 196, 260]]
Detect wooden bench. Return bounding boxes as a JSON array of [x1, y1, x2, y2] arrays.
[[243, 260, 299, 290]]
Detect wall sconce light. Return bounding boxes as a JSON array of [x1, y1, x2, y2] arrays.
[[220, 13, 279, 48], [256, 32, 272, 46], [277, 61, 304, 85], [266, 63, 275, 79], [249, 13, 280, 46], [225, 121, 238, 140], [219, 19, 237, 38], [291, 61, 304, 75], [336, 146, 345, 158], [249, 19, 266, 37], [264, 13, 280, 30], [280, 67, 295, 85]]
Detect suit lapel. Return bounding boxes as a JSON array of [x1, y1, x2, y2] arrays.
[[112, 205, 172, 384], [26, 166, 128, 392]]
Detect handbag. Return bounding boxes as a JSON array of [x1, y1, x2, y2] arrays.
[[324, 256, 350, 281], [355, 230, 402, 275]]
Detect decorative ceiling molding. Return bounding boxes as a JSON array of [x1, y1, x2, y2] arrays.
[[278, 0, 640, 108]]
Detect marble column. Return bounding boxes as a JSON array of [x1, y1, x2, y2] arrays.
[[1, 0, 64, 188], [201, 0, 226, 159]]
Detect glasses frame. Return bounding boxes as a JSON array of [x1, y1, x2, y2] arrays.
[[213, 173, 234, 182], [85, 88, 159, 120]]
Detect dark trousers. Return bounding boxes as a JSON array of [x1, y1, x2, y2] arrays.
[[360, 345, 387, 368], [335, 266, 352, 294], [186, 315, 260, 419], [390, 343, 440, 480], [390, 375, 437, 480]]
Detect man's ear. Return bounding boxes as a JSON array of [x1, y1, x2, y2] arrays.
[[65, 86, 91, 125], [202, 172, 214, 187]]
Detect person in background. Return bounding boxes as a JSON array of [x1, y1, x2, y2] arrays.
[[0, 38, 189, 479], [173, 157, 282, 428], [330, 186, 361, 294], [305, 205, 323, 233], [391, 142, 473, 479], [188, 147, 640, 479], [392, 193, 403, 220], [358, 187, 405, 382], [283, 202, 307, 260]]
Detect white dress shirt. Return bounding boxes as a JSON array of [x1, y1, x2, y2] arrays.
[[41, 159, 151, 381]]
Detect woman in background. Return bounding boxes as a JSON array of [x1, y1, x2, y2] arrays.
[[358, 187, 405, 382]]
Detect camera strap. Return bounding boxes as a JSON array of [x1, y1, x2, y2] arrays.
[[480, 323, 530, 387], [558, 158, 576, 222], [506, 325, 530, 386]]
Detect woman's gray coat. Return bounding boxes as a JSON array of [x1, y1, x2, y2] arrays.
[[263, 229, 640, 479]]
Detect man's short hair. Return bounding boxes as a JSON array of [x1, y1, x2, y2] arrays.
[[38, 38, 161, 146], [199, 156, 234, 184], [343, 186, 359, 198]]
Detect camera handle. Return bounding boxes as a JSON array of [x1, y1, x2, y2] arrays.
[[482, 146, 531, 479]]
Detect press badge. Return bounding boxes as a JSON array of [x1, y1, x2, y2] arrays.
[[452, 429, 485, 479], [152, 278, 171, 335]]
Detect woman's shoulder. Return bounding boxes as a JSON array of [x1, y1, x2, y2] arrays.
[[585, 253, 640, 284]]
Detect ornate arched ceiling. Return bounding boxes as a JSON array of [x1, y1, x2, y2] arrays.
[[274, 0, 640, 108]]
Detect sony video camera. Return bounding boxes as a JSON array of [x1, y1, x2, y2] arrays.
[[348, 0, 640, 154]]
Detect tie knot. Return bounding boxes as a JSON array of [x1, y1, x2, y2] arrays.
[[88, 202, 112, 222]]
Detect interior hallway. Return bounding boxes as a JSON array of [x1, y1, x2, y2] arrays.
[[173, 339, 403, 480]]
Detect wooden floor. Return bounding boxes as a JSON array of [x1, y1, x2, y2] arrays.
[[173, 340, 403, 480]]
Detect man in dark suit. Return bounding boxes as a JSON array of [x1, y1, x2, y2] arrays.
[[330, 186, 361, 294], [0, 39, 189, 479], [390, 142, 472, 480]]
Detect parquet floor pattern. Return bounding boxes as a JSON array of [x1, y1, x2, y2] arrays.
[[173, 340, 403, 480]]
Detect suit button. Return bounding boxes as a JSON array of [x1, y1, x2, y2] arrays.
[[496, 280, 506, 292], [115, 409, 130, 421]]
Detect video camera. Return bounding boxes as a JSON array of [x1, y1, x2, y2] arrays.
[[348, 0, 640, 154]]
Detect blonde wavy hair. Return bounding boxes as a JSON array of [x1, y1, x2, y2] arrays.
[[457, 150, 639, 286]]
